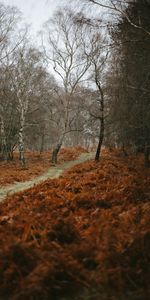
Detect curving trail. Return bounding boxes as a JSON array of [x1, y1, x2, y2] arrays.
[[0, 152, 94, 202]]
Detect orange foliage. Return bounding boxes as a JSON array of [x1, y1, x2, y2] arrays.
[[0, 151, 150, 299]]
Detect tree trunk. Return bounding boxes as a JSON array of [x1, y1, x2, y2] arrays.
[[19, 108, 26, 166], [51, 141, 62, 164], [95, 118, 104, 161], [40, 132, 45, 154], [0, 116, 7, 160], [93, 61, 105, 162]]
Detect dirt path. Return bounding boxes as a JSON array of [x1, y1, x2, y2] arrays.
[[0, 152, 94, 202]]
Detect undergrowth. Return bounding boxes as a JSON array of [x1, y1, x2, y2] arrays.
[[0, 149, 149, 299]]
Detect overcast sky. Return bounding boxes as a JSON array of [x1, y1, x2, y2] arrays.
[[4, 0, 61, 35]]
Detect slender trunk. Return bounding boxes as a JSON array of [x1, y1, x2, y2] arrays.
[[95, 117, 104, 161], [93, 61, 105, 162], [0, 116, 7, 160], [19, 107, 26, 166], [40, 132, 45, 154], [51, 93, 69, 164], [51, 141, 62, 164]]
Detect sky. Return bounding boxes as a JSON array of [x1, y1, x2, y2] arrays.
[[4, 0, 61, 35]]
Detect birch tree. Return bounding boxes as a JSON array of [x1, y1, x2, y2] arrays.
[[82, 23, 109, 160], [10, 47, 44, 165], [0, 3, 21, 62], [42, 8, 91, 163], [91, 49, 109, 161], [75, 0, 150, 37], [0, 3, 21, 160]]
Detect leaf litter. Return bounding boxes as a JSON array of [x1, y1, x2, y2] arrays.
[[0, 149, 150, 300]]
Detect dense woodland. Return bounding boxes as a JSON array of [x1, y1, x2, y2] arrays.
[[0, 1, 150, 300]]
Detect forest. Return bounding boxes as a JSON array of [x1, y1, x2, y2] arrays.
[[0, 0, 150, 299]]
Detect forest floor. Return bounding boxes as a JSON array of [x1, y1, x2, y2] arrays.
[[0, 149, 150, 300], [0, 147, 87, 186], [0, 151, 94, 202]]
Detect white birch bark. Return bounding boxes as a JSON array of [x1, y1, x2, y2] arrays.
[[18, 104, 26, 166]]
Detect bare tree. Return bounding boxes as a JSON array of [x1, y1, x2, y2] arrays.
[[25, 68, 58, 152], [10, 46, 45, 165], [77, 0, 150, 36], [42, 8, 91, 163], [0, 3, 30, 161], [0, 3, 26, 63], [85, 28, 109, 160]]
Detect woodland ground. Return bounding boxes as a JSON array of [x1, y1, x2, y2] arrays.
[[0, 152, 94, 202], [0, 149, 150, 300], [0, 147, 86, 186]]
